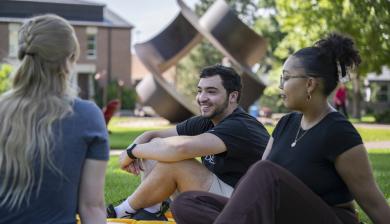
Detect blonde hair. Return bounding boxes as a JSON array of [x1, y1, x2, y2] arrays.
[[0, 14, 80, 209]]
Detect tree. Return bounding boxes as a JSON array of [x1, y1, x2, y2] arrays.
[[253, 0, 287, 113], [274, 0, 390, 118], [0, 64, 12, 94]]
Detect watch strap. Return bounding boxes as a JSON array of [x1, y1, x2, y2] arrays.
[[126, 143, 137, 159]]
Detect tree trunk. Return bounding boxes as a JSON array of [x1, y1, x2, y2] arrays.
[[350, 72, 362, 119]]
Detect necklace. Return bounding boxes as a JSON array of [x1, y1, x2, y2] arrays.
[[291, 127, 307, 147], [291, 107, 332, 148]]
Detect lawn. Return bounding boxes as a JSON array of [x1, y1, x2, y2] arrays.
[[107, 117, 388, 149], [105, 150, 390, 223]]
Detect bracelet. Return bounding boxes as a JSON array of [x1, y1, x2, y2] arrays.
[[126, 143, 137, 159]]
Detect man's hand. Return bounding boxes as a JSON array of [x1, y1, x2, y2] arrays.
[[119, 151, 144, 175]]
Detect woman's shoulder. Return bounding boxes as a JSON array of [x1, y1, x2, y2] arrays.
[[71, 98, 103, 120], [325, 111, 351, 125], [72, 98, 101, 113], [323, 112, 359, 133]]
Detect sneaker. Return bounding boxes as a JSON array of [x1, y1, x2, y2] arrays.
[[106, 204, 117, 218], [106, 204, 134, 219], [159, 199, 171, 216], [132, 209, 168, 221]]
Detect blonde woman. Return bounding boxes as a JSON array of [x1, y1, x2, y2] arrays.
[[0, 15, 109, 224]]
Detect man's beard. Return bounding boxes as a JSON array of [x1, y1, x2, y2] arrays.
[[201, 98, 229, 119]]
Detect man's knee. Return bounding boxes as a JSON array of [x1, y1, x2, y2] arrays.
[[154, 160, 213, 192]]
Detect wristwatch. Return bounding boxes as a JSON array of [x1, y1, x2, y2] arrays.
[[126, 143, 137, 159]]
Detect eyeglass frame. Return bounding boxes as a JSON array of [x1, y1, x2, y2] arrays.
[[279, 73, 320, 89]]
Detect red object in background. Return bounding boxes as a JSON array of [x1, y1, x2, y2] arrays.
[[102, 99, 121, 125], [333, 85, 347, 106]]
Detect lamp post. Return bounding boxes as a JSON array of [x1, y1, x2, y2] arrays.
[[94, 70, 108, 107], [117, 79, 124, 105]]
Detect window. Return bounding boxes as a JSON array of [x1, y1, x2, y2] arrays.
[[86, 27, 98, 59], [8, 23, 20, 58]]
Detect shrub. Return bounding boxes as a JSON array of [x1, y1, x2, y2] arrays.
[[374, 110, 390, 124], [0, 64, 12, 94]]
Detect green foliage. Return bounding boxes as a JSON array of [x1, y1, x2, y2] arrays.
[[94, 80, 137, 110], [274, 0, 390, 75], [0, 64, 13, 94], [374, 110, 390, 124], [121, 88, 137, 110], [273, 0, 390, 118]]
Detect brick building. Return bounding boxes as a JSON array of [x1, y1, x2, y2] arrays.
[[0, 0, 133, 101]]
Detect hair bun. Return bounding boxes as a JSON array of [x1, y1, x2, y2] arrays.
[[315, 33, 361, 80]]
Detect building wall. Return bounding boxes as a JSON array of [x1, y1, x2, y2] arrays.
[[110, 28, 131, 86], [0, 23, 10, 61], [74, 25, 131, 87], [0, 22, 132, 100]]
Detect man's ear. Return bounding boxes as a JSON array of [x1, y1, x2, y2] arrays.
[[229, 91, 239, 103]]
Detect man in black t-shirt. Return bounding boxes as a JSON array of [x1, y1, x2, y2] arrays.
[[109, 64, 270, 220]]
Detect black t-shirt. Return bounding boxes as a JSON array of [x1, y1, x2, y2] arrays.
[[176, 107, 270, 187], [268, 112, 363, 205]]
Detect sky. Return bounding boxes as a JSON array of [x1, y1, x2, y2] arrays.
[[91, 0, 199, 45]]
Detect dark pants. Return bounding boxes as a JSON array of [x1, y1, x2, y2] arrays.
[[171, 161, 359, 224]]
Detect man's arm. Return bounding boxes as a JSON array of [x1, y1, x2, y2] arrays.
[[119, 133, 226, 169], [133, 127, 178, 144], [261, 137, 274, 160]]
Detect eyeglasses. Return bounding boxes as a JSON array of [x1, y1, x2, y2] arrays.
[[279, 75, 309, 89]]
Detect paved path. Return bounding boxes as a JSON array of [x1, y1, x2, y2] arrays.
[[365, 141, 390, 150]]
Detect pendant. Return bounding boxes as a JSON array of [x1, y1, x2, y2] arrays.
[[291, 141, 297, 148]]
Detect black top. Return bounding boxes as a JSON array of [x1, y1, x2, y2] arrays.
[[176, 107, 270, 187], [268, 112, 363, 205]]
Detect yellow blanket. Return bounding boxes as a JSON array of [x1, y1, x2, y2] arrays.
[[76, 212, 176, 224]]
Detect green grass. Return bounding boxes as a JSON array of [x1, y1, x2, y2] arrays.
[[104, 156, 140, 204], [105, 150, 390, 223], [349, 115, 376, 124], [107, 121, 387, 149], [107, 117, 173, 149], [358, 149, 390, 223], [356, 128, 390, 142]]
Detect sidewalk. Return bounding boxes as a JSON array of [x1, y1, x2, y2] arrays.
[[365, 141, 390, 150]]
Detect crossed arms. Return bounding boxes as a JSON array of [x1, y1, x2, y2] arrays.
[[119, 127, 226, 173]]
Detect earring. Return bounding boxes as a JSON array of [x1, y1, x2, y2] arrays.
[[306, 92, 312, 101]]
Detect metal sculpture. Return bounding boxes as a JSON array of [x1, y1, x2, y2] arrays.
[[135, 0, 267, 122]]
